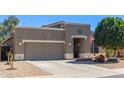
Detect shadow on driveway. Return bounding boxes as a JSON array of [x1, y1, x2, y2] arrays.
[[67, 60, 118, 65]]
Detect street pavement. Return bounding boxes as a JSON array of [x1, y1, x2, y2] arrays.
[[103, 74, 124, 78]]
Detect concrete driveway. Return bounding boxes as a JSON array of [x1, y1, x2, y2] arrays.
[[27, 60, 124, 78]]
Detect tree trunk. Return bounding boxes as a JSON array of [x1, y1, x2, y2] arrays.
[[113, 49, 117, 58]]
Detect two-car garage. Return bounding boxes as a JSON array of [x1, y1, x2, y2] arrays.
[[24, 42, 64, 60]]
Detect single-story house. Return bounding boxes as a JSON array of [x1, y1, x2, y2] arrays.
[[0, 21, 104, 61]]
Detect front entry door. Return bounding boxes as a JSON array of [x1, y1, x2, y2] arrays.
[[73, 38, 80, 58]]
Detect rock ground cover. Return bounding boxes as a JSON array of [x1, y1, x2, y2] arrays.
[[93, 60, 124, 69], [0, 61, 51, 78]]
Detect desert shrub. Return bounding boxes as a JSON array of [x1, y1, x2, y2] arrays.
[[94, 54, 106, 63]]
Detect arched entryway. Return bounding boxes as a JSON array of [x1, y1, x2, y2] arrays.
[[71, 35, 87, 58]]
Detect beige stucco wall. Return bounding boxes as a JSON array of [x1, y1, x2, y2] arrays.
[[14, 24, 91, 60], [64, 24, 91, 59], [14, 27, 65, 54], [14, 27, 65, 60], [98, 47, 105, 53]]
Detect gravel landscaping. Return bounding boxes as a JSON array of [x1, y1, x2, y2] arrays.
[[94, 60, 124, 69], [0, 61, 51, 78], [69, 60, 124, 69]]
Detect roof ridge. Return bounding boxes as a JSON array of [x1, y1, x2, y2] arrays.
[[15, 26, 65, 31], [0, 32, 14, 45], [42, 21, 66, 27]]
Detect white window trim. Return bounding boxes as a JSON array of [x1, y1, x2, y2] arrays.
[[22, 40, 65, 44], [71, 35, 87, 39]]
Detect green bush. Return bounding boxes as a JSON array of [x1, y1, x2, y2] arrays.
[[106, 49, 112, 57]]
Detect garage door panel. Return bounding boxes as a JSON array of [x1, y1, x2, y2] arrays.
[[24, 43, 64, 60]]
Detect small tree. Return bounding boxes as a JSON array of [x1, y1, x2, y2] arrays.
[[0, 16, 20, 66], [6, 48, 15, 70], [94, 17, 124, 57], [0, 24, 4, 43], [3, 16, 20, 65]]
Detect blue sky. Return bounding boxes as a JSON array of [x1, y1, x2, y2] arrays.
[[0, 15, 124, 31]]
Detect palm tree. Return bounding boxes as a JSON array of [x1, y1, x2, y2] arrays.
[[0, 16, 20, 67], [3, 15, 20, 35], [0, 24, 4, 43]]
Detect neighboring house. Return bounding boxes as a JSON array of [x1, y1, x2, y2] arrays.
[[0, 21, 103, 61]]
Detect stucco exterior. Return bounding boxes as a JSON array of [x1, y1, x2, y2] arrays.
[[0, 21, 95, 60], [14, 27, 65, 60], [64, 23, 91, 59]]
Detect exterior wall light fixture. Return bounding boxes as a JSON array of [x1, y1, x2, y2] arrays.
[[19, 42, 22, 46], [68, 43, 71, 47]]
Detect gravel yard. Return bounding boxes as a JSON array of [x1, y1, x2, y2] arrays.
[[0, 61, 51, 78], [69, 60, 124, 69], [94, 60, 124, 69]]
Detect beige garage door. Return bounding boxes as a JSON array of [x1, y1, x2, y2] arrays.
[[24, 42, 64, 60]]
